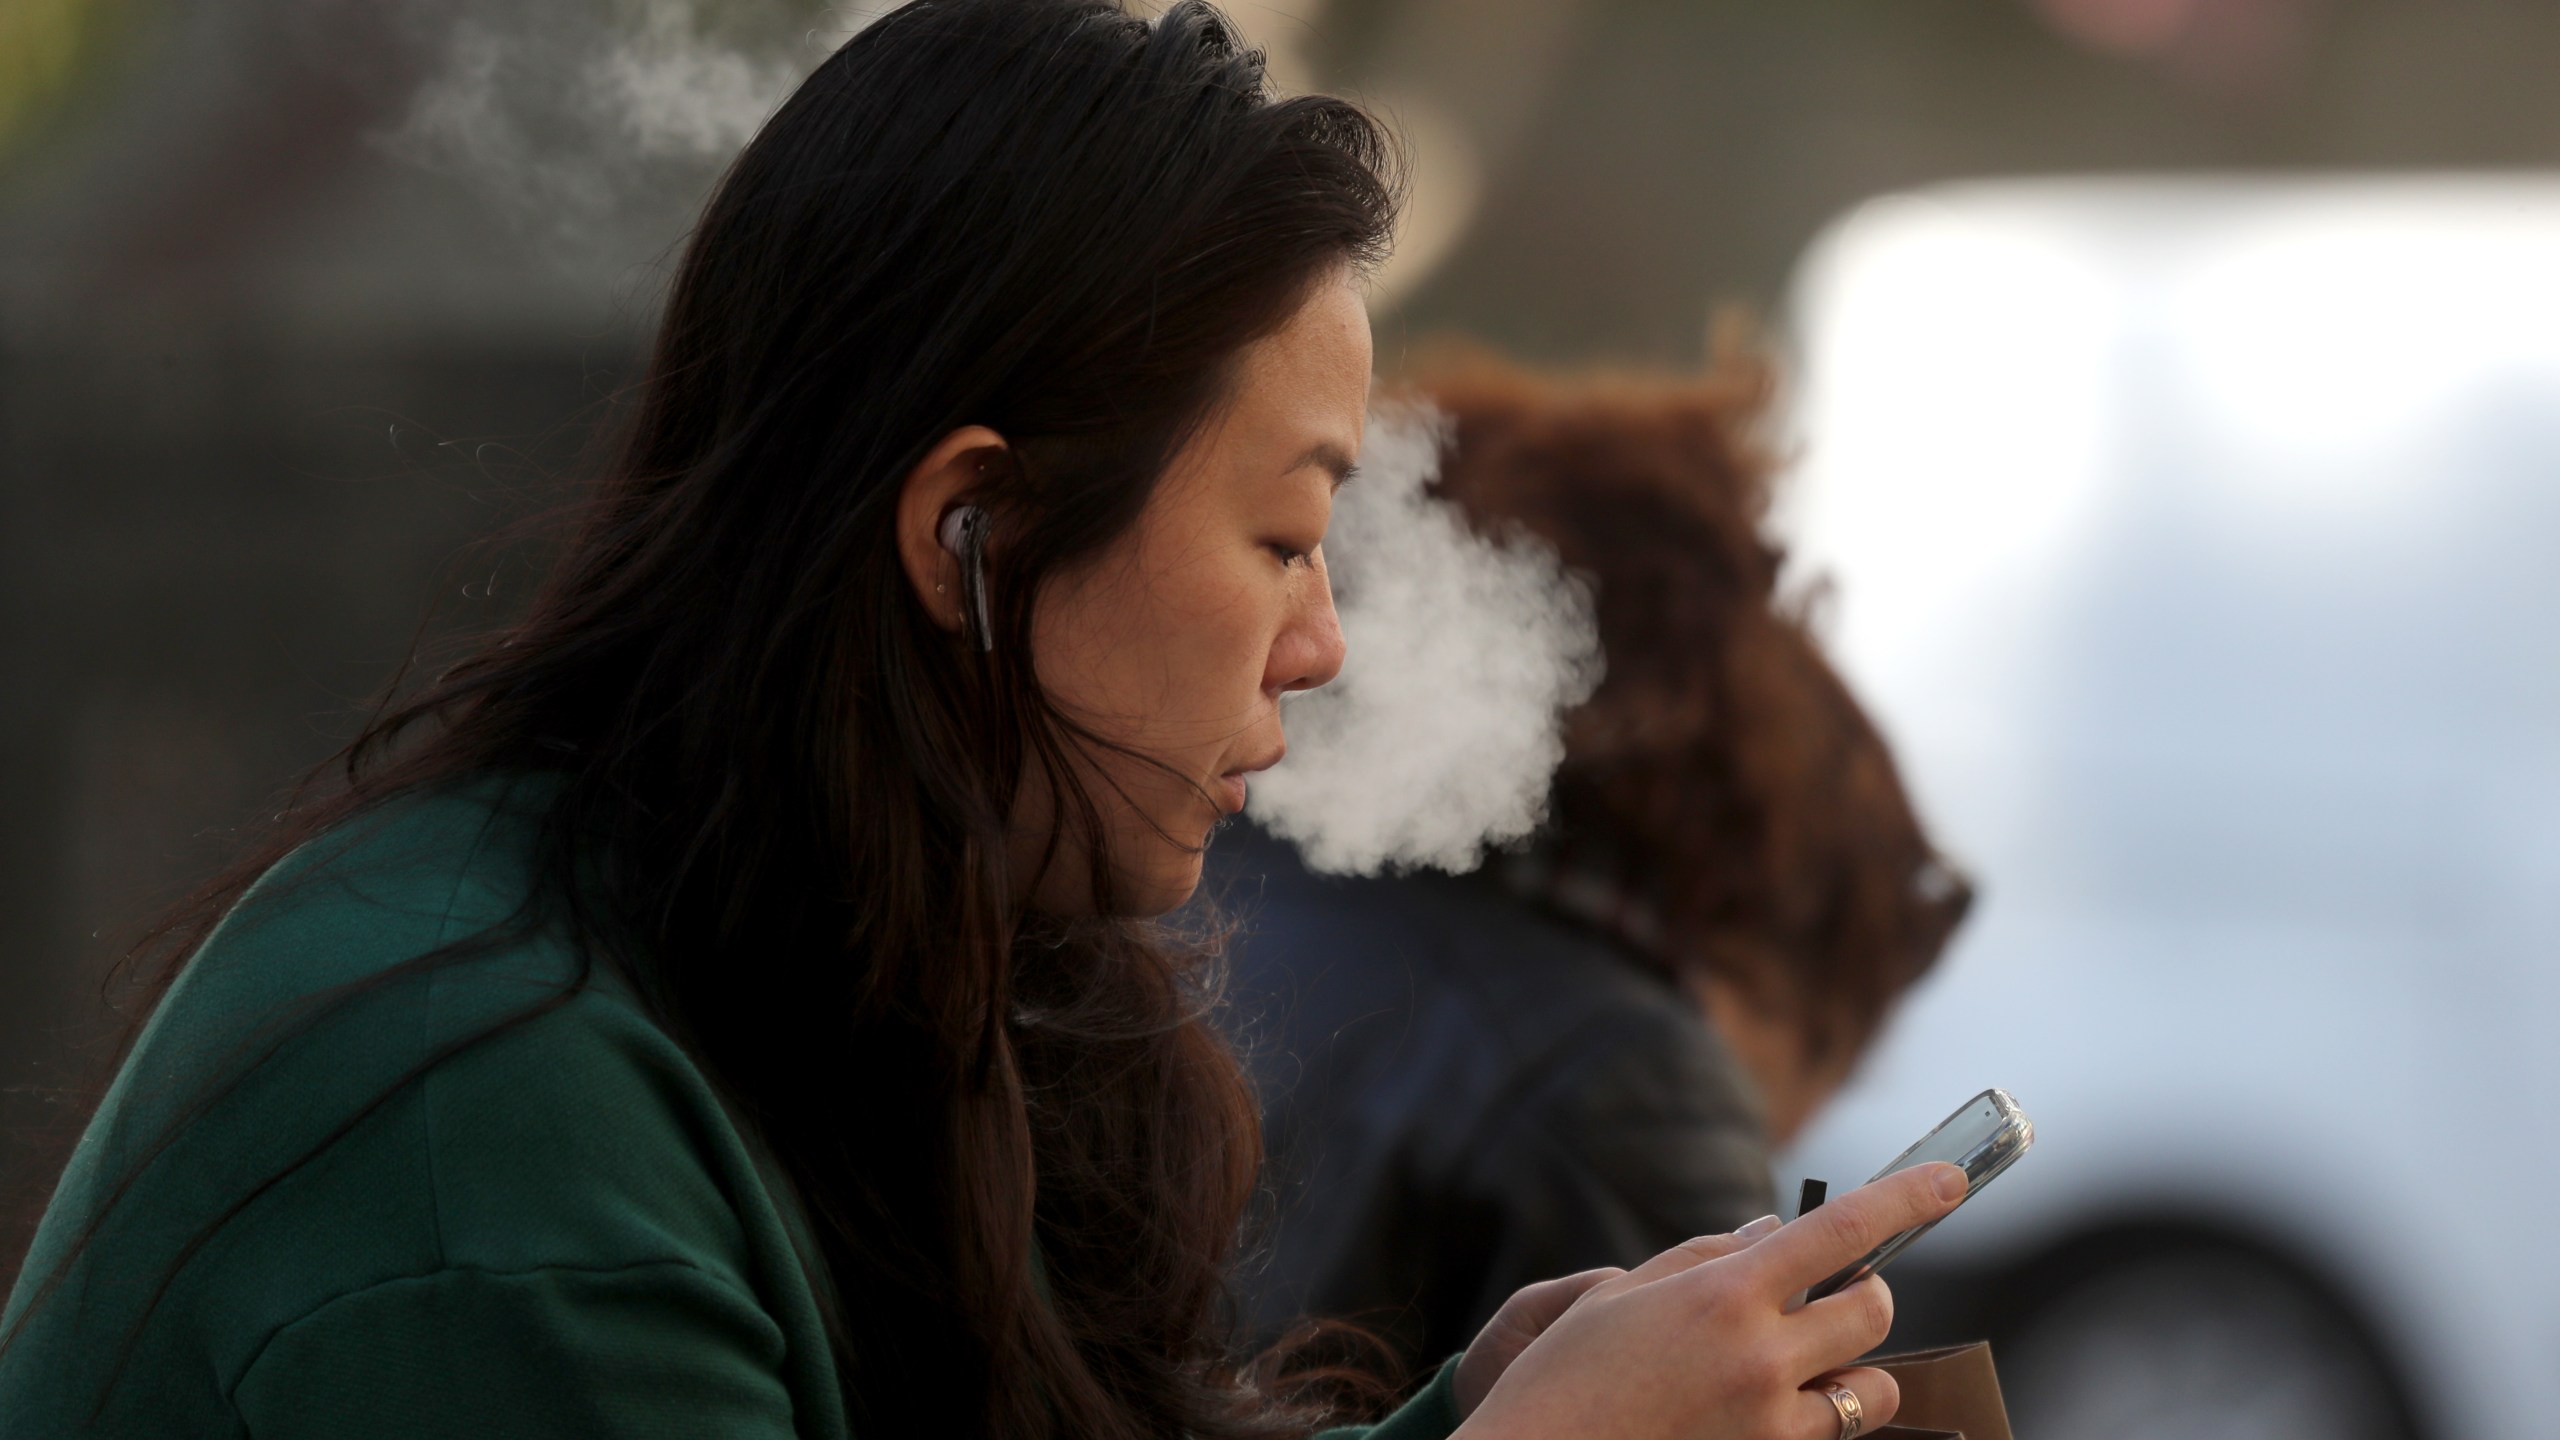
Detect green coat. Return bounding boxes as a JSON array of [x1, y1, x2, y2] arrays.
[[0, 777, 1462, 1440]]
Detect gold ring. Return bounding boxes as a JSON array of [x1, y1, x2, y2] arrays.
[[1817, 1381, 1865, 1440]]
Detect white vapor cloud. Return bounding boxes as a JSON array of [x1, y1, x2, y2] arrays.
[[1248, 400, 1604, 875]]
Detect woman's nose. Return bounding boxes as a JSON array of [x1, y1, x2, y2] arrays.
[[1267, 557, 1347, 696]]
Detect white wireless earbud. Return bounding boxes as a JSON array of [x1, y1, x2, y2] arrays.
[[937, 504, 994, 653]]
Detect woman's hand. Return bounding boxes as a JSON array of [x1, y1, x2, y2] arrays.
[[1450, 1215, 1786, 1418], [1450, 1163, 1967, 1440]]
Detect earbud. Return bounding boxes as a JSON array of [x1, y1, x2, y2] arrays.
[[938, 504, 994, 653]]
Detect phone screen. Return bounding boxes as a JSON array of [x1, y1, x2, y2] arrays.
[[1802, 1088, 2032, 1302]]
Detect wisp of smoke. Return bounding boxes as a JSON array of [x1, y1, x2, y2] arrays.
[[588, 4, 812, 161], [379, 1, 883, 262], [1247, 400, 1603, 876]]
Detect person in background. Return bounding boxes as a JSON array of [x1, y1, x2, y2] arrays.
[[1219, 346, 1975, 1378]]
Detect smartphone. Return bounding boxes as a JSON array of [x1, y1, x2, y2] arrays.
[[1802, 1088, 2033, 1302]]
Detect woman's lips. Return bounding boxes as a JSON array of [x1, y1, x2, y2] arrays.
[[1216, 747, 1283, 817]]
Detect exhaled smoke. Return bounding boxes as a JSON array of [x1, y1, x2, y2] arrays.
[[379, 1, 878, 259], [1247, 400, 1604, 876], [587, 5, 810, 161]]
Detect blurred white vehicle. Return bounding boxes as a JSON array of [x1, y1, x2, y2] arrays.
[[1774, 177, 2560, 1440]]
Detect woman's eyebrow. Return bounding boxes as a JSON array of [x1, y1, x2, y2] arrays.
[[1289, 442, 1359, 489]]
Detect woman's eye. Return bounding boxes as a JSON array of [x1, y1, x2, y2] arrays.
[[1267, 542, 1313, 568]]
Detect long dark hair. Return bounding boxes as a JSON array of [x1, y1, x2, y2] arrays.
[[2, 4, 1399, 1437]]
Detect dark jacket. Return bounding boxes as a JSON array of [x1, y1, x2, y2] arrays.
[[1212, 825, 1777, 1371]]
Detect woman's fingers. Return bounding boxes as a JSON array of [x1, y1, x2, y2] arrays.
[[1792, 1366, 1900, 1440], [1785, 1274, 1898, 1375], [1499, 1267, 1623, 1335], [1736, 1163, 1966, 1297], [1453, 1268, 1626, 1418], [1617, 1213, 1784, 1287]]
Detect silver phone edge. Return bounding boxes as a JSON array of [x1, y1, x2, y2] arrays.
[[1802, 1094, 2033, 1302]]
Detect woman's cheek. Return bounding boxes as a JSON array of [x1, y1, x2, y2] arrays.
[[1225, 564, 1292, 701], [1168, 554, 1266, 678]]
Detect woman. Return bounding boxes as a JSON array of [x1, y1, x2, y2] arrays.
[[1221, 351, 1974, 1373], [0, 5, 1962, 1439]]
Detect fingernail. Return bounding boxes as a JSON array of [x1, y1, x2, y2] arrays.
[[1932, 1164, 1969, 1202], [1737, 1214, 1782, 1240]]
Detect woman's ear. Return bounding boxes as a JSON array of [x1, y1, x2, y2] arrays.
[[896, 425, 1010, 636]]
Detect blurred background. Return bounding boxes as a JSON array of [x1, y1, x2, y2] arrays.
[[7, 2, 2560, 1436]]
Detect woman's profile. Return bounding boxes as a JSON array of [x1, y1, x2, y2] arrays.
[[0, 4, 1964, 1438]]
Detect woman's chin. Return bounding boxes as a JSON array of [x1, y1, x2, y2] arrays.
[[1119, 849, 1208, 918]]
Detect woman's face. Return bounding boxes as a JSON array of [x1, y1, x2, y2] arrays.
[[1024, 275, 1371, 915]]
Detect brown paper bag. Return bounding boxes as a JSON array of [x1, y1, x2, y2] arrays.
[[1863, 1341, 2014, 1440]]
